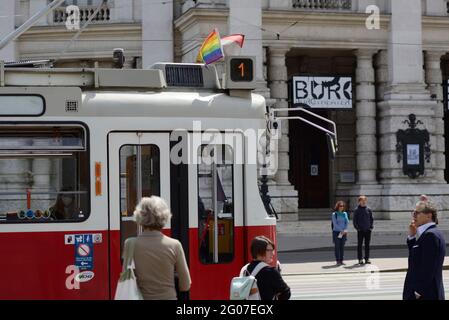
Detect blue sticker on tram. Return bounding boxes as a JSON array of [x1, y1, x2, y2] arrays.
[[74, 234, 94, 271]]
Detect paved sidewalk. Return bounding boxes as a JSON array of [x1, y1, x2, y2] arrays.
[[276, 217, 449, 252], [280, 256, 449, 275]]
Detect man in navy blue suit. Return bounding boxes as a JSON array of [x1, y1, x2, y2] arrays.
[[403, 201, 446, 300]]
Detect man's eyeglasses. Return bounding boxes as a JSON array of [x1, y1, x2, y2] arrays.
[[411, 210, 423, 217]]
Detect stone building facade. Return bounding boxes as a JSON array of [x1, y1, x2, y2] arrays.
[[3, 0, 449, 219], [176, 0, 449, 220]]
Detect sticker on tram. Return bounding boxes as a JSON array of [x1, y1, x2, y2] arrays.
[[74, 234, 94, 271], [65, 234, 74, 245], [75, 271, 95, 283], [93, 233, 102, 244], [65, 233, 102, 245]]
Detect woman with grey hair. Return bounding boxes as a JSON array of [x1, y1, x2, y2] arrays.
[[128, 196, 191, 300]]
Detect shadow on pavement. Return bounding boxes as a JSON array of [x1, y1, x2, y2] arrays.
[[278, 247, 410, 264], [343, 263, 365, 270], [321, 264, 341, 269]]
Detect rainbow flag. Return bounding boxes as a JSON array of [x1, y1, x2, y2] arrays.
[[196, 29, 224, 65]]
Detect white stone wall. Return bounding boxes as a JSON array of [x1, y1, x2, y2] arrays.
[[29, 0, 49, 26], [0, 0, 18, 61], [16, 0, 30, 27], [424, 0, 447, 16], [111, 0, 134, 22]]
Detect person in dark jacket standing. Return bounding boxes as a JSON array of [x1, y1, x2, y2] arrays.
[[243, 236, 291, 300], [403, 201, 446, 300], [353, 195, 374, 265]]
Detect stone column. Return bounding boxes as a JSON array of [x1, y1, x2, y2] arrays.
[[142, 0, 173, 68], [268, 47, 290, 186], [355, 49, 378, 184], [386, 0, 425, 87], [229, 0, 263, 81], [425, 50, 447, 183], [375, 50, 388, 102], [267, 46, 298, 220]]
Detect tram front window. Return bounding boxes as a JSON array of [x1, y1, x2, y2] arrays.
[[198, 144, 234, 264], [0, 125, 89, 223]]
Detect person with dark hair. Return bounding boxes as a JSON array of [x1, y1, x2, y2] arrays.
[[353, 195, 374, 265], [403, 201, 446, 300], [331, 201, 349, 265], [240, 236, 290, 300], [49, 188, 79, 220]]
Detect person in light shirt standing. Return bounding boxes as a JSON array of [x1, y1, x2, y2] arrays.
[[403, 201, 446, 300]]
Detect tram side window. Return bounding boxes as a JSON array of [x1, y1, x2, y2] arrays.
[[198, 144, 234, 264], [0, 126, 89, 223]]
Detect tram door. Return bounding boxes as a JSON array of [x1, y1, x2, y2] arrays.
[[189, 136, 245, 299], [108, 132, 171, 294]]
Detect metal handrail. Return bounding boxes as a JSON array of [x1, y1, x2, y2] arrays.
[[272, 107, 338, 143]]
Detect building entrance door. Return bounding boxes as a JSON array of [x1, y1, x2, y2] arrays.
[[289, 111, 330, 208]]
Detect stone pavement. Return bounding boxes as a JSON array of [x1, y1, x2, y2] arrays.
[[276, 216, 449, 252], [279, 255, 449, 275], [276, 217, 449, 275]]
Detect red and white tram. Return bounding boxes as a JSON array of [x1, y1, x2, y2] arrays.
[[0, 60, 277, 299]]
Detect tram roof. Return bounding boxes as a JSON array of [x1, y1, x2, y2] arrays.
[[0, 65, 266, 120], [81, 91, 266, 119], [0, 63, 219, 90]]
